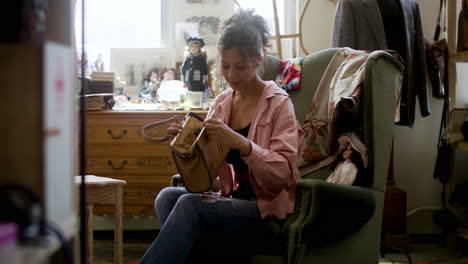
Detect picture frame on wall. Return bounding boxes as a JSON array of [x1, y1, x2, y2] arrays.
[[176, 16, 222, 46], [173, 0, 235, 60]]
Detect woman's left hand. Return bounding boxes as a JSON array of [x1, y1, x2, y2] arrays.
[[204, 118, 251, 155], [204, 118, 238, 147]]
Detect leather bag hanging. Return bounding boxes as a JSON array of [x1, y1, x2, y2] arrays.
[[142, 112, 229, 193], [458, 0, 468, 52], [425, 0, 448, 99]]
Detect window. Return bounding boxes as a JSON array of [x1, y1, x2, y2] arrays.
[[74, 0, 296, 97], [75, 0, 162, 72]]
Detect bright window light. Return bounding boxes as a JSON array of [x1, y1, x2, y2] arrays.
[[75, 0, 162, 71]]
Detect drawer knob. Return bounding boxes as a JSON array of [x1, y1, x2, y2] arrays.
[[107, 129, 128, 139], [107, 160, 128, 170]]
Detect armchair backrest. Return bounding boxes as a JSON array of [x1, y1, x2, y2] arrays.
[[261, 49, 403, 192]]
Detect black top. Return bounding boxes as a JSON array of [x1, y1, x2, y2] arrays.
[[226, 124, 251, 173], [226, 124, 256, 200]]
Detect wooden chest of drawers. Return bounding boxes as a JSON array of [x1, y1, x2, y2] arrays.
[[86, 110, 207, 216]]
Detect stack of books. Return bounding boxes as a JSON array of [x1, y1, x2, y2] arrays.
[[90, 72, 115, 94], [91, 71, 115, 81], [85, 93, 114, 111], [78, 77, 91, 94], [85, 94, 105, 111]]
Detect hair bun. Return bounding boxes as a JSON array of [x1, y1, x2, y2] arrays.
[[219, 9, 271, 57]]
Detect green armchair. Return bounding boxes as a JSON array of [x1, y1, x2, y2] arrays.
[[172, 48, 403, 264]]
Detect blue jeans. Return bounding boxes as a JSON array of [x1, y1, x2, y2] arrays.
[[140, 187, 261, 264]]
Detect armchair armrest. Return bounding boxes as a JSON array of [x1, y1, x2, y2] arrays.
[[285, 179, 375, 245], [282, 179, 375, 264]]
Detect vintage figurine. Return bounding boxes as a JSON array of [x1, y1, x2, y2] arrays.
[[139, 67, 160, 101], [160, 67, 179, 85], [326, 133, 368, 186], [93, 53, 105, 72], [78, 50, 92, 77], [181, 36, 208, 92]]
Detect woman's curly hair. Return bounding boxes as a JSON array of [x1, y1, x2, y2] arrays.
[[217, 9, 271, 64]]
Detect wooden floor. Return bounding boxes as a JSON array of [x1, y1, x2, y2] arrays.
[[91, 231, 466, 264]]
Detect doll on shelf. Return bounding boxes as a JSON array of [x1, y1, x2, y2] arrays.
[[78, 51, 92, 78], [181, 36, 208, 92], [93, 53, 105, 72], [160, 67, 179, 85], [326, 133, 368, 186], [139, 67, 160, 101]]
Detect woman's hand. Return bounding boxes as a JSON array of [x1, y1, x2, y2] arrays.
[[204, 118, 252, 156], [167, 115, 183, 137]]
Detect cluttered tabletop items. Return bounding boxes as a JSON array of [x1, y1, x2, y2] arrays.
[[80, 71, 216, 111], [80, 71, 216, 112], [78, 37, 232, 112]]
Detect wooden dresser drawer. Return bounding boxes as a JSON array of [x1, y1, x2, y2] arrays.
[[87, 144, 171, 157], [86, 156, 177, 176], [87, 122, 171, 145], [86, 110, 207, 216]]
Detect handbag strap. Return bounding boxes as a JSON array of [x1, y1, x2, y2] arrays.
[[434, 0, 447, 41], [437, 97, 450, 147], [141, 115, 184, 143]]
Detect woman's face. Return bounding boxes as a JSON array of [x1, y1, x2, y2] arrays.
[[220, 48, 259, 90]]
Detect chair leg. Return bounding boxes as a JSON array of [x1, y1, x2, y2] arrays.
[[87, 204, 94, 264], [115, 185, 123, 264]]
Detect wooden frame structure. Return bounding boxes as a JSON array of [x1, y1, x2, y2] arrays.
[[235, 0, 312, 59], [446, 0, 468, 245], [447, 0, 468, 109]]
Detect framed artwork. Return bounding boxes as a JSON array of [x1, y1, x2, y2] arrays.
[[172, 0, 235, 60], [176, 16, 222, 46], [110, 48, 176, 98]]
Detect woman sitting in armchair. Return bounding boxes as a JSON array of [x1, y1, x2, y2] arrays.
[[140, 9, 304, 264]]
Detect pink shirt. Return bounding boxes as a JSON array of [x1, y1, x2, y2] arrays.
[[207, 81, 304, 219]]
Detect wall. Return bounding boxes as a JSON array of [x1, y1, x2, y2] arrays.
[[297, 0, 466, 234], [297, 0, 336, 54], [393, 0, 443, 235]]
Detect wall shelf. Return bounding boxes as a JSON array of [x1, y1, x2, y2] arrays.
[[454, 141, 468, 152], [450, 50, 468, 63]]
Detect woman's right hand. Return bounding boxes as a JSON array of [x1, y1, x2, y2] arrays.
[[167, 115, 183, 137]]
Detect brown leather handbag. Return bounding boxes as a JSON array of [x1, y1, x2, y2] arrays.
[[142, 112, 229, 193], [426, 0, 448, 99], [458, 0, 468, 52]]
